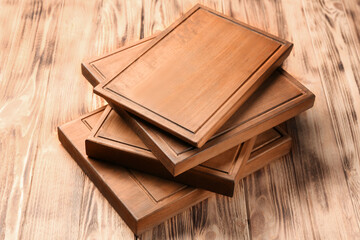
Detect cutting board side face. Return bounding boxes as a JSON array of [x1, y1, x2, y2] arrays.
[[94, 4, 293, 147], [58, 108, 211, 235]]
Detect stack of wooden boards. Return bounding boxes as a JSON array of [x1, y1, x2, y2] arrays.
[[58, 4, 315, 235]]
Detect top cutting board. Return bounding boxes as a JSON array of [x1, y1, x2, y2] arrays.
[[94, 4, 293, 147]]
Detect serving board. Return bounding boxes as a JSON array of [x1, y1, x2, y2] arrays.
[[119, 68, 314, 175], [93, 4, 293, 148], [58, 107, 291, 234], [58, 107, 211, 235], [86, 106, 291, 196]]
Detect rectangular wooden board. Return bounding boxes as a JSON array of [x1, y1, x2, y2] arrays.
[[58, 107, 290, 234], [86, 106, 292, 196], [118, 68, 314, 176], [93, 4, 293, 148], [57, 107, 211, 235]]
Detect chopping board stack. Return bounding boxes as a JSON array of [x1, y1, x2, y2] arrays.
[[58, 4, 315, 235]]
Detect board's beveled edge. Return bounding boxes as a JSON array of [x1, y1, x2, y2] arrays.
[[94, 108, 150, 152], [227, 136, 257, 178]]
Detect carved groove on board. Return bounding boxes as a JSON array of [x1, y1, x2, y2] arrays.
[[94, 107, 149, 151], [90, 64, 106, 80], [89, 38, 156, 66], [81, 109, 106, 131], [128, 170, 189, 203]]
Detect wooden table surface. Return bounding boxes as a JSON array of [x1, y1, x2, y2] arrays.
[[1, 0, 359, 239]]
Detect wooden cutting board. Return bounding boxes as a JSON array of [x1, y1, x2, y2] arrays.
[[58, 107, 292, 234], [118, 69, 314, 176], [93, 4, 293, 148], [58, 107, 211, 235], [86, 106, 291, 196]]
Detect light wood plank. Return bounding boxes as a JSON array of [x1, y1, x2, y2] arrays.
[[302, 0, 360, 233], [0, 0, 65, 239], [12, 0, 134, 238], [341, 0, 360, 50]]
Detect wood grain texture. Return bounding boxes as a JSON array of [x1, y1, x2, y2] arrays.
[[1, 0, 359, 239], [93, 4, 293, 148], [230, 0, 360, 239]]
